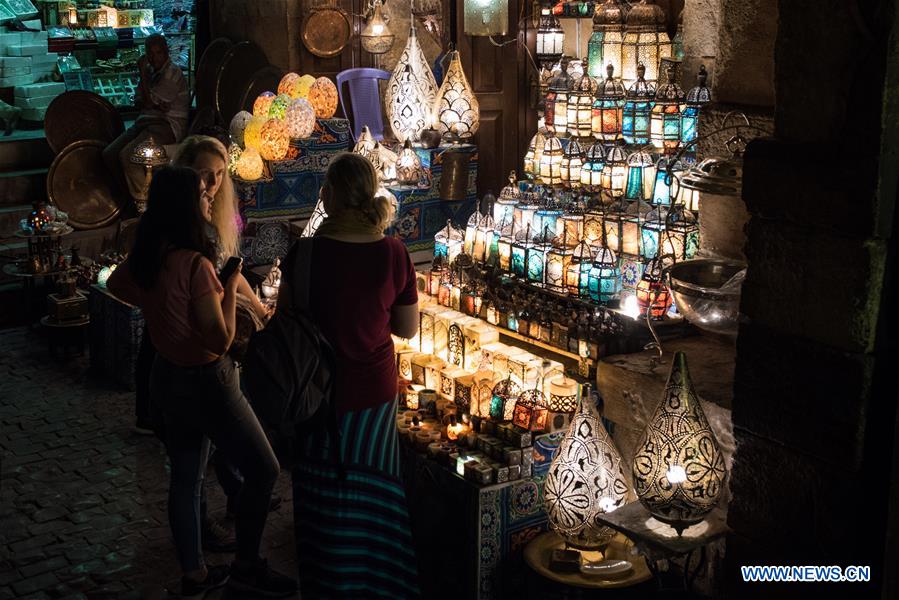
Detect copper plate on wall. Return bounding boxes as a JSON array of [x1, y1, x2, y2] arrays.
[[302, 7, 351, 58], [44, 91, 124, 155], [195, 37, 233, 111], [215, 41, 269, 123], [240, 65, 286, 114], [47, 139, 123, 230]]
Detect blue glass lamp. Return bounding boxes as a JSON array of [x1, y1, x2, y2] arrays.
[[622, 63, 655, 145]]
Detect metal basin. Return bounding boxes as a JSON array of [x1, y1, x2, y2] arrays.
[[663, 259, 747, 335]]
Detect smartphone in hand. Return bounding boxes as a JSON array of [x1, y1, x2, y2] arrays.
[[218, 256, 242, 285]]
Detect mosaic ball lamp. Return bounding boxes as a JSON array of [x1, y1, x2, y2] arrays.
[[229, 110, 253, 148], [235, 147, 264, 181], [277, 72, 300, 96], [227, 143, 243, 177], [243, 115, 267, 151], [253, 91, 276, 117], [268, 93, 292, 120], [545, 385, 629, 549], [258, 118, 290, 161], [308, 77, 339, 119], [490, 378, 521, 421], [633, 352, 727, 534], [433, 50, 480, 140], [285, 98, 315, 139], [293, 74, 317, 99]]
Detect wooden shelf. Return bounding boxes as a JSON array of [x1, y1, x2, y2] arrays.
[[499, 327, 593, 367]]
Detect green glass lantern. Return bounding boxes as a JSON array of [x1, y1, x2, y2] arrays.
[[650, 65, 686, 155], [624, 148, 656, 202], [560, 139, 585, 189], [640, 207, 667, 260], [622, 64, 655, 145], [526, 228, 554, 285], [567, 58, 596, 138], [592, 64, 626, 142], [580, 140, 607, 192], [587, 0, 626, 78], [588, 245, 621, 303], [601, 142, 628, 198]]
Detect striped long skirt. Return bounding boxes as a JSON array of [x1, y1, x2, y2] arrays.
[[292, 399, 421, 599]]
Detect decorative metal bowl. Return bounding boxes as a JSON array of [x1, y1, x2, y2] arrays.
[[663, 258, 747, 335]]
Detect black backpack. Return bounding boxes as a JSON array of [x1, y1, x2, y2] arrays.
[[243, 238, 341, 471]]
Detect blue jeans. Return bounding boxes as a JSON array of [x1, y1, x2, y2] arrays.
[[151, 354, 279, 572]]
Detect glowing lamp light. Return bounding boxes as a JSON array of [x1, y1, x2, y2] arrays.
[[651, 66, 686, 154], [588, 245, 620, 303], [285, 98, 316, 139], [268, 93, 291, 120], [583, 202, 605, 245], [227, 143, 242, 176], [395, 139, 424, 185], [385, 25, 439, 128], [463, 0, 508, 36], [624, 148, 656, 202], [559, 140, 584, 192], [243, 116, 267, 152], [361, 0, 395, 54], [512, 196, 539, 237], [353, 125, 376, 157], [511, 227, 531, 278], [682, 65, 712, 154], [490, 378, 521, 420], [633, 352, 727, 534], [433, 50, 480, 140], [592, 64, 626, 142], [544, 60, 571, 136], [660, 204, 700, 260], [538, 134, 564, 186], [652, 157, 683, 206], [545, 236, 574, 292], [526, 229, 554, 285], [567, 60, 595, 138], [536, 7, 564, 68], [235, 147, 264, 181], [308, 77, 339, 119], [474, 212, 495, 264], [463, 209, 482, 256], [512, 388, 549, 432], [640, 207, 668, 260], [446, 415, 466, 441], [253, 91, 276, 117], [388, 65, 429, 143], [277, 72, 300, 96], [523, 129, 548, 179], [621, 0, 672, 85], [636, 256, 672, 318], [434, 219, 464, 261], [97, 265, 115, 287], [601, 142, 628, 197], [258, 119, 290, 161], [229, 111, 253, 148], [587, 0, 626, 78], [580, 140, 606, 192], [623, 64, 655, 145], [495, 171, 520, 233], [293, 74, 317, 99], [566, 240, 594, 297]]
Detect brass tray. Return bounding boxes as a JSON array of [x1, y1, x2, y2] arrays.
[[44, 91, 124, 155], [195, 37, 233, 112], [302, 7, 351, 58], [215, 41, 269, 123], [47, 139, 123, 230], [240, 65, 286, 114]]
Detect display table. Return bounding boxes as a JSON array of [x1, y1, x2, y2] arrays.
[[88, 284, 144, 390], [41, 315, 89, 359]]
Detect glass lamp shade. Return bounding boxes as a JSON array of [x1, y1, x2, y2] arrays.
[[464, 210, 482, 255], [242, 116, 266, 152], [536, 8, 564, 67], [513, 199, 539, 236], [621, 0, 672, 85], [634, 352, 727, 533], [636, 256, 672, 318], [580, 140, 606, 192], [396, 140, 424, 185], [497, 233, 514, 271], [268, 93, 291, 120], [682, 65, 712, 149], [385, 26, 439, 125], [130, 136, 168, 166], [388, 65, 429, 143], [650, 66, 686, 154], [434, 220, 464, 261], [539, 134, 564, 186], [661, 205, 700, 260], [624, 149, 657, 202], [561, 209, 584, 245], [526, 234, 552, 285], [495, 171, 520, 233], [566, 241, 594, 296], [623, 64, 655, 145], [293, 74, 317, 100], [490, 379, 521, 420], [434, 51, 480, 140], [464, 0, 508, 36], [512, 388, 549, 431], [601, 142, 628, 197], [533, 207, 562, 245], [587, 0, 626, 78], [567, 59, 595, 138], [361, 2, 395, 54], [545, 386, 629, 549], [640, 207, 667, 260], [277, 72, 300, 96], [592, 64, 626, 141], [235, 147, 264, 181], [253, 91, 276, 117], [652, 157, 683, 206], [588, 245, 621, 302], [511, 228, 531, 278], [308, 77, 339, 119], [258, 119, 290, 161], [285, 98, 316, 138], [229, 111, 253, 148], [602, 199, 627, 255], [677, 182, 700, 213]]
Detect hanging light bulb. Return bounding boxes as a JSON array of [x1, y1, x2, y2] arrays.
[[433, 50, 480, 141], [361, 0, 395, 55], [388, 65, 429, 143], [650, 65, 686, 154]]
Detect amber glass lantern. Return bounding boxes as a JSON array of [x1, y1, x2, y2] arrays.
[[592, 64, 626, 142], [396, 139, 424, 185], [523, 129, 548, 179], [582, 200, 605, 245], [497, 230, 514, 272], [636, 255, 672, 318], [604, 197, 647, 256], [623, 64, 655, 145], [536, 6, 564, 68], [513, 388, 549, 432], [490, 378, 521, 420], [559, 139, 583, 189], [621, 0, 671, 85], [624, 148, 656, 202], [388, 65, 429, 144], [513, 197, 539, 239], [660, 204, 699, 260], [587, 0, 626, 78], [601, 142, 628, 198], [566, 241, 594, 297], [651, 66, 686, 154], [361, 0, 395, 54], [546, 234, 574, 293], [561, 205, 584, 244], [588, 245, 620, 303], [434, 50, 480, 140], [544, 60, 572, 136], [566, 59, 596, 138], [580, 140, 606, 192], [539, 134, 564, 186]]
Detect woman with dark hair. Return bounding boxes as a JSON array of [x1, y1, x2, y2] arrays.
[[107, 166, 296, 599]]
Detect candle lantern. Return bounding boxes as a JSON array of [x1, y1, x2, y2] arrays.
[[513, 388, 549, 432], [592, 64, 626, 142], [547, 376, 579, 413], [434, 220, 463, 262], [434, 50, 480, 140], [560, 139, 584, 189], [636, 256, 672, 318], [490, 379, 521, 420], [463, 210, 482, 255], [536, 7, 564, 68], [526, 229, 554, 285], [652, 157, 683, 206], [566, 241, 594, 297], [446, 415, 467, 441], [621, 0, 671, 85], [567, 59, 596, 138], [622, 64, 655, 145], [650, 65, 686, 154], [633, 353, 727, 534], [545, 235, 574, 293], [360, 0, 395, 54], [624, 148, 656, 202], [682, 65, 712, 153], [661, 204, 700, 260], [544, 59, 571, 136], [539, 134, 564, 186], [587, 0, 626, 78], [601, 142, 628, 198], [588, 245, 621, 303], [403, 383, 423, 410], [388, 65, 429, 143], [511, 227, 531, 278], [580, 141, 606, 192], [396, 139, 424, 185], [495, 171, 520, 232]]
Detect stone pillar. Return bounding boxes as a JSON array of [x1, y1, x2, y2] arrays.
[[682, 0, 721, 87]]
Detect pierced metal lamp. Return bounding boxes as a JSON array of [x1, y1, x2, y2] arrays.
[[130, 136, 169, 212]]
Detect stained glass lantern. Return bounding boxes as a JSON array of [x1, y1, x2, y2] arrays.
[[621, 0, 672, 85], [385, 25, 439, 127], [633, 352, 727, 534], [396, 139, 424, 185], [447, 322, 466, 368], [580, 140, 606, 192], [285, 98, 315, 139], [388, 65, 429, 144], [463, 209, 482, 256], [258, 118, 290, 161], [640, 207, 667, 260], [588, 245, 621, 303], [603, 198, 636, 255], [253, 91, 275, 117], [527, 228, 555, 285], [434, 219, 463, 262], [490, 379, 521, 420], [353, 125, 376, 157], [361, 0, 395, 54], [624, 148, 656, 202], [523, 128, 548, 179], [539, 134, 564, 186], [587, 0, 626, 78], [567, 59, 595, 138], [561, 207, 584, 244], [546, 384, 629, 549], [566, 241, 594, 297], [243, 116, 266, 151], [229, 110, 253, 147], [661, 204, 700, 260], [463, 0, 508, 36], [472, 375, 498, 418], [235, 147, 264, 181], [511, 226, 531, 278], [677, 179, 700, 213], [544, 59, 571, 136], [495, 171, 520, 233], [513, 197, 539, 236], [536, 7, 564, 68], [652, 157, 683, 206], [473, 212, 495, 263], [622, 64, 655, 145], [545, 235, 574, 292], [497, 231, 514, 272], [513, 388, 549, 432], [434, 50, 480, 140], [650, 66, 686, 154], [636, 256, 672, 318], [268, 93, 291, 119], [601, 142, 628, 197], [308, 77, 339, 119], [583, 201, 605, 245], [560, 138, 584, 189], [682, 65, 712, 153], [592, 64, 626, 142], [278, 72, 300, 96]]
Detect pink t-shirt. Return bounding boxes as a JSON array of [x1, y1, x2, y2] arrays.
[[108, 249, 224, 366]]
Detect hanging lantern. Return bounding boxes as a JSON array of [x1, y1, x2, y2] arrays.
[[396, 139, 424, 185], [651, 157, 683, 206], [592, 64, 626, 142], [661, 204, 700, 260], [624, 148, 656, 202], [511, 226, 531, 278], [622, 64, 655, 145], [544, 59, 571, 136], [308, 77, 339, 119], [463, 0, 508, 36], [538, 134, 564, 186], [285, 98, 315, 139], [650, 65, 686, 154], [633, 352, 727, 534], [580, 140, 606, 192], [434, 220, 464, 262], [682, 65, 712, 155], [621, 0, 671, 85], [587, 0, 626, 78], [388, 65, 429, 143], [495, 171, 520, 232], [536, 6, 564, 69], [361, 0, 395, 54], [635, 256, 672, 318], [583, 200, 606, 245], [588, 245, 620, 303], [253, 91, 276, 117], [545, 384, 629, 549], [559, 139, 584, 190], [512, 388, 549, 432], [434, 50, 480, 140], [235, 147, 264, 181], [566, 58, 595, 138], [601, 142, 628, 197], [565, 240, 594, 297], [490, 379, 520, 420], [229, 111, 253, 148], [386, 25, 439, 135]]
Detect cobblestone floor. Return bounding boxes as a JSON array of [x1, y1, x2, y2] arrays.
[[0, 327, 297, 599]]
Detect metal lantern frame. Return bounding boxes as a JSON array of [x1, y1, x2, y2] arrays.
[[513, 198, 539, 236], [389, 65, 429, 143], [463, 0, 509, 36], [526, 228, 554, 285], [536, 6, 564, 69], [474, 212, 495, 264], [651, 66, 686, 154], [660, 204, 699, 261], [539, 134, 564, 186], [580, 140, 607, 192], [567, 58, 596, 138], [622, 64, 655, 145], [560, 138, 585, 189], [682, 65, 712, 150], [512, 388, 549, 431], [434, 50, 480, 141], [636, 255, 672, 319], [588, 245, 621, 303], [360, 0, 395, 55], [652, 157, 683, 206], [511, 226, 531, 278], [546, 235, 574, 293], [624, 148, 657, 202], [592, 64, 626, 142], [490, 378, 521, 420], [621, 0, 672, 86], [396, 139, 424, 185], [601, 142, 629, 197], [566, 240, 595, 297], [587, 0, 626, 78], [544, 60, 572, 136]]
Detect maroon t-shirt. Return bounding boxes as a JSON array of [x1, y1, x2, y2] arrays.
[[308, 236, 418, 414]]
